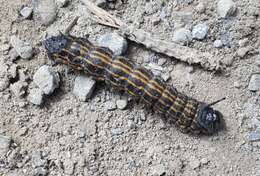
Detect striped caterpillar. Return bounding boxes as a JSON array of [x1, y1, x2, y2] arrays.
[[43, 34, 225, 135]]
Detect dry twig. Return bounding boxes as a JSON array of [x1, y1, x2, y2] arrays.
[[81, 0, 222, 71]]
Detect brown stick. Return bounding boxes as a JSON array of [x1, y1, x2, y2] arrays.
[[80, 0, 223, 71]]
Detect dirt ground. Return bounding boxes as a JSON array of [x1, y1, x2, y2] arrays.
[[0, 0, 259, 175]]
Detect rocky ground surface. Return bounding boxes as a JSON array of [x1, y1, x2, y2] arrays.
[[0, 0, 259, 175]]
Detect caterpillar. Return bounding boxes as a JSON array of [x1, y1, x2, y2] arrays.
[[43, 34, 225, 135]]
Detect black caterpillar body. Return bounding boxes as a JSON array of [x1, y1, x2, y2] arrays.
[[43, 34, 224, 135]]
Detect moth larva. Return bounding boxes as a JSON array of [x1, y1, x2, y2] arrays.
[[43, 34, 224, 135]]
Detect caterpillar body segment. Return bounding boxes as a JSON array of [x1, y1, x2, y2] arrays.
[[43, 34, 223, 135]]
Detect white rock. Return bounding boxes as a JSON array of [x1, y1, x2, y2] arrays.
[[213, 40, 223, 48], [98, 33, 127, 56], [116, 99, 128, 110], [248, 74, 260, 91], [33, 0, 57, 25], [27, 88, 44, 105], [20, 7, 33, 19], [237, 47, 252, 58], [217, 0, 237, 18], [10, 81, 28, 97], [10, 35, 33, 59], [0, 77, 10, 92], [33, 65, 60, 95], [0, 135, 11, 156], [192, 23, 208, 40], [73, 75, 96, 102], [172, 28, 192, 45], [196, 2, 206, 13]]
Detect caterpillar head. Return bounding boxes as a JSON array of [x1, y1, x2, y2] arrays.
[[196, 97, 225, 134]]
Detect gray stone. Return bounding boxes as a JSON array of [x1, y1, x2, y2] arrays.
[[8, 64, 18, 79], [162, 72, 170, 82], [0, 135, 11, 156], [111, 128, 124, 136], [33, 0, 57, 26], [157, 58, 166, 66], [32, 152, 45, 168], [96, 0, 106, 7], [248, 74, 260, 91], [237, 47, 252, 58], [27, 88, 44, 105], [189, 157, 201, 169], [20, 7, 33, 19], [222, 56, 234, 66], [73, 75, 96, 102], [33, 65, 60, 95], [192, 23, 208, 40], [150, 164, 166, 176], [0, 77, 10, 92], [56, 0, 69, 7], [63, 160, 75, 175], [98, 33, 127, 56], [35, 167, 47, 176], [196, 2, 206, 14], [10, 35, 33, 59], [116, 99, 127, 110], [10, 81, 28, 97], [0, 44, 10, 52], [248, 130, 260, 142], [9, 48, 19, 61], [213, 40, 223, 48], [217, 0, 237, 18], [172, 28, 192, 45]]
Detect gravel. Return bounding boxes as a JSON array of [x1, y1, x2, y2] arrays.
[[217, 0, 237, 18], [0, 135, 11, 156], [10, 35, 33, 59], [33, 65, 60, 95], [248, 74, 260, 91], [27, 88, 44, 105], [73, 75, 96, 102], [97, 33, 128, 56], [172, 28, 192, 45], [20, 7, 33, 19], [192, 23, 208, 40], [32, 0, 57, 25]]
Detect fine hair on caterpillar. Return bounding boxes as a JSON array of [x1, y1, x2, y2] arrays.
[[43, 33, 225, 135]]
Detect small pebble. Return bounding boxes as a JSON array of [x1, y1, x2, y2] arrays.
[[172, 28, 192, 45], [116, 99, 128, 110], [111, 128, 124, 136], [189, 157, 201, 169], [150, 164, 166, 176], [9, 48, 19, 61], [98, 33, 127, 56], [63, 160, 75, 175], [32, 0, 57, 25], [73, 75, 96, 102], [162, 72, 170, 82], [32, 152, 45, 168], [196, 2, 206, 13], [96, 0, 106, 7], [233, 81, 241, 88], [0, 44, 10, 52], [56, 0, 69, 7], [157, 58, 167, 66], [192, 23, 208, 40], [33, 65, 60, 95], [248, 130, 260, 142], [27, 88, 44, 105], [10, 81, 28, 98], [0, 135, 11, 156], [217, 0, 237, 18], [248, 74, 260, 91], [20, 7, 33, 19], [8, 64, 17, 79], [238, 38, 249, 47], [213, 40, 223, 48], [237, 47, 252, 58], [222, 56, 234, 66], [10, 35, 33, 59], [35, 167, 47, 176], [0, 77, 10, 92]]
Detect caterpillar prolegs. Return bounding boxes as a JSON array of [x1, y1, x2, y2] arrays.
[[43, 34, 224, 135]]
